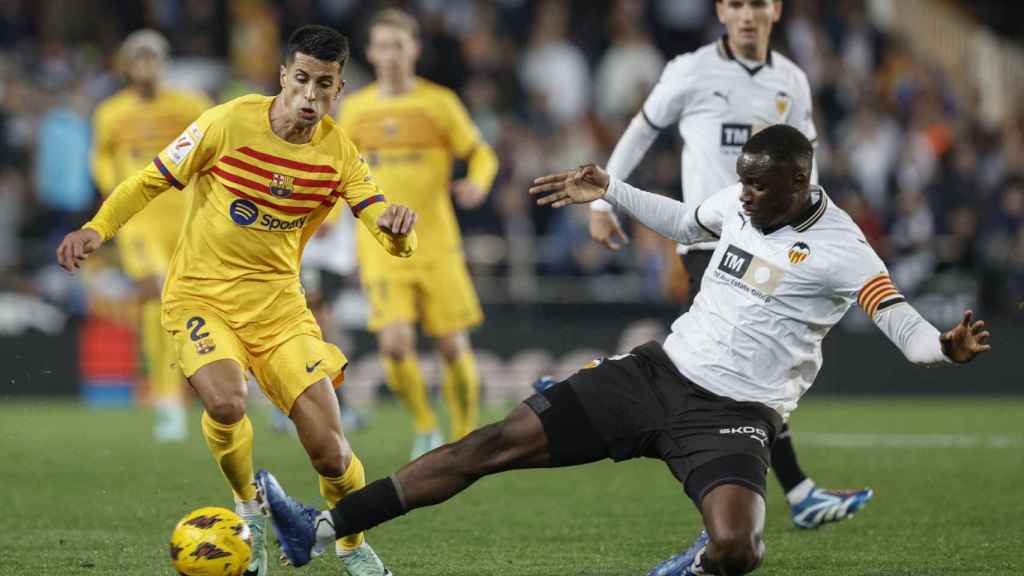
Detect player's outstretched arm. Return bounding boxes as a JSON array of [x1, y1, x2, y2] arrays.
[[56, 228, 103, 272], [377, 204, 417, 237], [57, 163, 174, 273], [363, 203, 417, 258], [939, 310, 991, 363], [529, 164, 611, 207], [532, 165, 706, 246], [871, 301, 991, 366]]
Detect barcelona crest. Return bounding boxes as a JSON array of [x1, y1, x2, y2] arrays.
[[269, 173, 294, 198], [788, 242, 810, 264], [196, 338, 216, 355]]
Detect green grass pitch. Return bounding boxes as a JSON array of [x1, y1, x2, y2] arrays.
[[1, 396, 1021, 575]]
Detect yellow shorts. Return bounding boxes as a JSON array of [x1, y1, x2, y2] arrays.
[[363, 256, 483, 336], [167, 306, 348, 414]]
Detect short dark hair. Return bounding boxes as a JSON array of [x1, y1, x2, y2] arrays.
[[286, 25, 349, 67], [742, 124, 813, 169]]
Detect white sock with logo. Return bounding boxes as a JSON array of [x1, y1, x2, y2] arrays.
[[786, 478, 816, 507]]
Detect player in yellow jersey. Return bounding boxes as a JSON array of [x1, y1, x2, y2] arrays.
[[92, 30, 212, 443], [339, 9, 499, 459], [58, 26, 413, 576]]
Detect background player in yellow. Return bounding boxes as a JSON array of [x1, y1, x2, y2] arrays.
[[58, 26, 415, 576], [91, 29, 211, 443], [339, 9, 499, 459]]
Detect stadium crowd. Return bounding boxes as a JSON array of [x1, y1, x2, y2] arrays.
[[0, 0, 1022, 314]]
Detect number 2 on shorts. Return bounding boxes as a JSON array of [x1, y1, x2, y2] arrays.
[[187, 316, 210, 341]]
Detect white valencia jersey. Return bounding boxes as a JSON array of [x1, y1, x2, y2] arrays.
[[658, 184, 902, 417], [643, 37, 816, 251]]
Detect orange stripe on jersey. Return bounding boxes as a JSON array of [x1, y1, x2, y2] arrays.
[[219, 156, 341, 189], [211, 166, 327, 204], [858, 282, 892, 311], [857, 275, 890, 309], [857, 274, 903, 317], [864, 287, 899, 316], [223, 184, 315, 215], [238, 146, 336, 174]]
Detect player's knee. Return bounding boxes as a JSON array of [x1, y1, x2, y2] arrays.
[[380, 340, 406, 361], [435, 332, 468, 362], [307, 440, 346, 478], [710, 528, 764, 575], [204, 395, 246, 424], [379, 330, 414, 360]]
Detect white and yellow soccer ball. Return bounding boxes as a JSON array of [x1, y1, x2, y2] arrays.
[[169, 507, 252, 576]]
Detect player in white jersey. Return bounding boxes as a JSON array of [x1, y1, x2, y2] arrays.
[[590, 0, 858, 529], [256, 126, 990, 576]]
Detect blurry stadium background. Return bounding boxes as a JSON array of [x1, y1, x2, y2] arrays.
[[2, 0, 1022, 402], [0, 1, 1022, 574]]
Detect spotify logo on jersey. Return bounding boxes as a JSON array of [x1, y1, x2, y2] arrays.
[[230, 199, 259, 226]]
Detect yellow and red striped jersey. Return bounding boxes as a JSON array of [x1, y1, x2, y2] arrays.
[[91, 87, 211, 245], [338, 79, 497, 277], [84, 94, 415, 327]]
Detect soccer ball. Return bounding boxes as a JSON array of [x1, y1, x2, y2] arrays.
[[169, 507, 252, 576]]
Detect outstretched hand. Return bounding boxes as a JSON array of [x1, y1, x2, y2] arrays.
[[939, 310, 991, 363], [529, 164, 610, 208], [590, 210, 629, 251], [377, 204, 417, 237], [56, 228, 103, 272]]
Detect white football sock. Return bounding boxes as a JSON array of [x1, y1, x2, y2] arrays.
[[786, 478, 817, 507], [235, 497, 261, 516]]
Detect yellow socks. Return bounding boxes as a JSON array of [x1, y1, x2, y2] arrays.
[[383, 356, 438, 433], [200, 412, 257, 502], [143, 300, 181, 403], [319, 454, 366, 551], [442, 352, 480, 440], [383, 352, 479, 439]]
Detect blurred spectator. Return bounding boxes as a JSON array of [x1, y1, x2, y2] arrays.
[[649, 0, 712, 56], [34, 80, 92, 232], [594, 0, 664, 124], [0, 167, 24, 272], [838, 99, 901, 210], [519, 0, 590, 127], [935, 205, 979, 275], [0, 0, 1020, 316], [887, 189, 935, 294]]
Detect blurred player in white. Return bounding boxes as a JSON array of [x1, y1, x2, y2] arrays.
[[589, 0, 866, 529]]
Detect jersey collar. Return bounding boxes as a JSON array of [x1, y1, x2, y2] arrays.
[[718, 35, 773, 77], [761, 186, 828, 235]]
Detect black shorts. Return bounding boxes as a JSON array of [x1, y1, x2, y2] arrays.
[[525, 342, 782, 506], [300, 268, 348, 306]]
